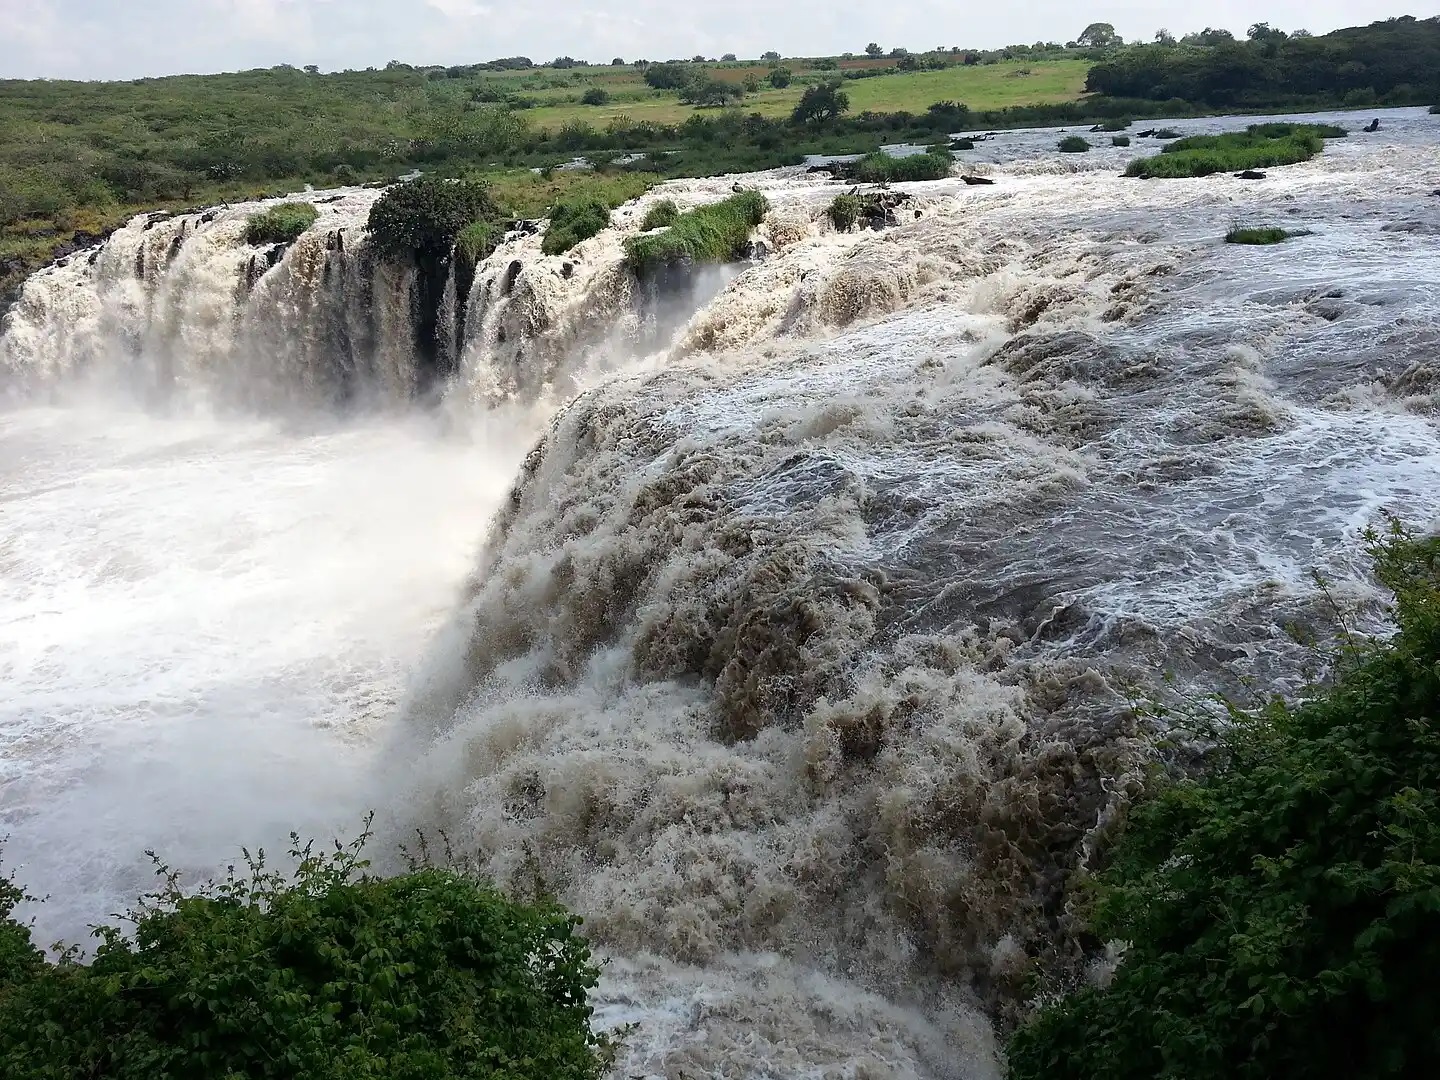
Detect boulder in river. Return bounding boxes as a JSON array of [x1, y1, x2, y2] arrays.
[[1236, 170, 1267, 180], [961, 175, 995, 186]]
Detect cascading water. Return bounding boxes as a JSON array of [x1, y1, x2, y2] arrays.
[[3, 106, 1439, 1079]]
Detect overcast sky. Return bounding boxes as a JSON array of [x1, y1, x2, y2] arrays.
[[1, 1, 1434, 81]]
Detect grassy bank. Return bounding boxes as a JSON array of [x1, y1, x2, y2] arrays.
[[1124, 123, 1345, 179], [624, 189, 768, 276]]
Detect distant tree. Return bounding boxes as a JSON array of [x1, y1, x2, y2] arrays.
[[611, 57, 625, 66], [897, 53, 920, 71], [692, 54, 707, 63], [813, 56, 839, 70], [865, 43, 884, 57], [1247, 22, 1288, 43], [303, 64, 319, 74], [580, 88, 610, 105], [551, 56, 579, 68], [762, 50, 782, 61], [792, 80, 850, 124], [1190, 27, 1236, 45], [678, 78, 743, 106], [1076, 22, 1122, 48], [644, 62, 693, 90], [889, 47, 909, 58], [1154, 28, 1176, 45], [768, 66, 793, 88], [1291, 28, 1312, 38], [721, 53, 738, 61], [742, 74, 762, 93]]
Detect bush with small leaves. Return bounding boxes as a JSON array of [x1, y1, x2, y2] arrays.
[[1057, 135, 1092, 152], [640, 198, 679, 230], [366, 175, 500, 261], [242, 201, 318, 245], [0, 819, 612, 1080], [828, 192, 861, 230], [624, 189, 768, 276], [542, 196, 612, 255], [1009, 523, 1440, 1080], [580, 88, 610, 106]]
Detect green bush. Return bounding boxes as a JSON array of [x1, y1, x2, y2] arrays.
[[1225, 225, 1299, 244], [1124, 124, 1342, 178], [1008, 522, 1440, 1080], [366, 175, 500, 261], [541, 196, 612, 255], [840, 147, 952, 182], [242, 201, 318, 245], [1057, 135, 1092, 152], [624, 189, 768, 276], [1111, 135, 1131, 147], [828, 192, 861, 230], [0, 822, 610, 1080], [639, 198, 680, 230], [1096, 117, 1131, 131], [580, 87, 610, 106], [768, 67, 793, 89]]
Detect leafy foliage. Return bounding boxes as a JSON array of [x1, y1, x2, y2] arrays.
[[639, 198, 679, 230], [541, 196, 612, 255], [366, 175, 501, 262], [580, 88, 610, 106], [0, 822, 611, 1080], [1087, 16, 1440, 106], [242, 202, 319, 245], [1009, 521, 1440, 1080], [793, 82, 851, 124], [1057, 135, 1092, 152], [677, 79, 743, 107], [768, 67, 794, 89], [1124, 123, 1341, 178], [624, 190, 768, 276], [455, 219, 500, 268]]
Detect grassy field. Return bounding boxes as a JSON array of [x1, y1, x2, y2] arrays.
[[524, 59, 1091, 131]]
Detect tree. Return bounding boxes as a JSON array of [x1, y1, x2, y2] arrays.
[[865, 42, 884, 57], [366, 175, 501, 262], [611, 57, 625, 65], [691, 54, 706, 63], [1248, 22, 1288, 43], [762, 50, 782, 61], [580, 87, 610, 106], [897, 53, 920, 71], [792, 81, 850, 124], [1076, 22, 1122, 48], [889, 47, 909, 58], [721, 53, 737, 61], [742, 74, 762, 93], [768, 66, 793, 88], [643, 61, 693, 90], [551, 56, 579, 68], [303, 64, 319, 74], [1154, 28, 1176, 45], [678, 78, 743, 106]]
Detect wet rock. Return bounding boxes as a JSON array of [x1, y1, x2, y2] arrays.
[[1364, 118, 1381, 132], [502, 260, 523, 296], [1135, 129, 1157, 138], [1236, 170, 1267, 180], [1381, 221, 1440, 236], [744, 238, 772, 260], [960, 175, 995, 186], [561, 261, 576, 279]]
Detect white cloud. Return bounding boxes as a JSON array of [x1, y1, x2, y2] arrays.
[[0, 1, 1415, 80]]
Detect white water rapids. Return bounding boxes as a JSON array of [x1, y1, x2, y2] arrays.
[[3, 107, 1439, 1077]]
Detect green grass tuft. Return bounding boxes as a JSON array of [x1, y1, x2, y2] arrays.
[[839, 147, 953, 182], [828, 192, 861, 231], [1225, 225, 1302, 245], [1125, 123, 1341, 179], [639, 199, 680, 230], [242, 202, 318, 245], [456, 219, 500, 267], [1057, 135, 1091, 153], [624, 189, 768, 276], [541, 196, 612, 255]]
